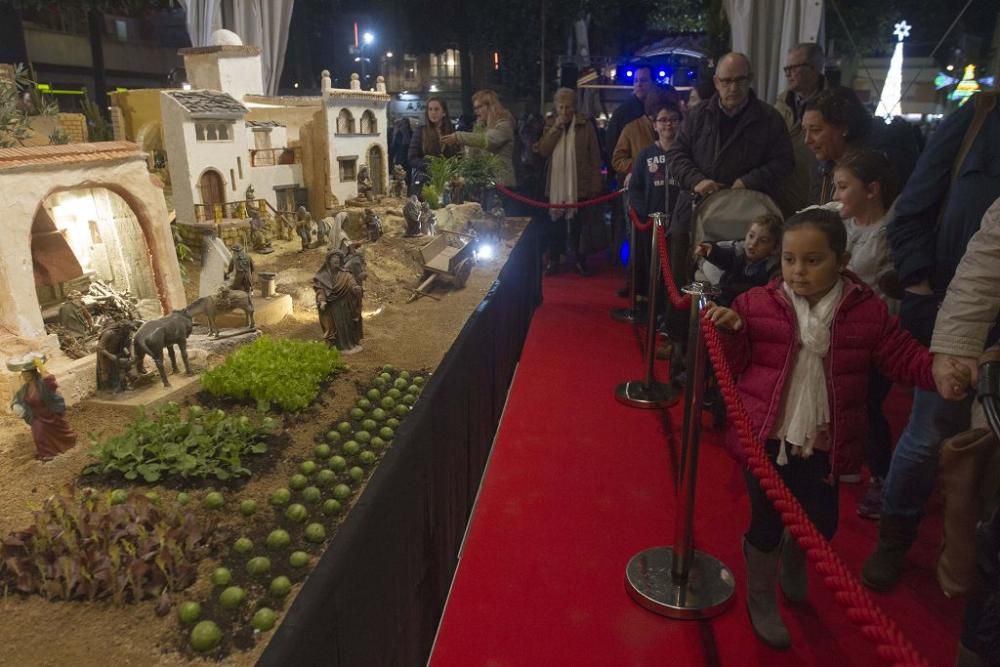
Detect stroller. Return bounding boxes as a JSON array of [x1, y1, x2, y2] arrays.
[[676, 189, 782, 428]]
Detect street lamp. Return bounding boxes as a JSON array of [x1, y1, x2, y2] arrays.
[[361, 31, 375, 84]]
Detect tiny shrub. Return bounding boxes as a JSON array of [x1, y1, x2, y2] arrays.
[[201, 337, 343, 412]]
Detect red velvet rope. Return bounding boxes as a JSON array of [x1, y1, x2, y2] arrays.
[[495, 184, 624, 209], [627, 207, 653, 232], [656, 230, 692, 310], [700, 322, 929, 666], [653, 227, 929, 665]]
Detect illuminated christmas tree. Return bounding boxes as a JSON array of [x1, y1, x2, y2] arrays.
[[875, 20, 910, 122]]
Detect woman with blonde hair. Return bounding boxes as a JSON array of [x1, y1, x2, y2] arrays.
[[441, 89, 516, 187], [533, 87, 602, 275]]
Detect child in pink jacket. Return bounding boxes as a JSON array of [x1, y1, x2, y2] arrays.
[[704, 207, 968, 650]]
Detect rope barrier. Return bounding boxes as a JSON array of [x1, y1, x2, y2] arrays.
[[627, 207, 653, 232], [495, 184, 624, 210], [656, 230, 691, 310], [701, 322, 929, 666], [650, 236, 929, 665]]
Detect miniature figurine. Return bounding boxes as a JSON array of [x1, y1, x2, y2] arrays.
[[133, 310, 195, 387], [364, 208, 383, 242], [185, 287, 255, 337], [315, 214, 333, 247], [356, 165, 373, 201], [313, 247, 366, 354], [419, 201, 437, 236], [58, 290, 94, 337], [403, 195, 423, 237], [390, 164, 407, 198], [96, 319, 138, 393], [249, 212, 273, 253], [325, 211, 350, 252], [8, 353, 77, 460], [225, 244, 255, 294], [295, 205, 314, 251], [449, 174, 465, 205]]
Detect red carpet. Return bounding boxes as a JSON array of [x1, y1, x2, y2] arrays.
[[431, 264, 962, 667]]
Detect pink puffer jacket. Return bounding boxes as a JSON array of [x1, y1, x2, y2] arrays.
[[717, 273, 935, 475]]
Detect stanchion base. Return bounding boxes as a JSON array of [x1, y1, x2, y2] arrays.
[[614, 381, 678, 408], [625, 546, 735, 620], [610, 307, 647, 324]]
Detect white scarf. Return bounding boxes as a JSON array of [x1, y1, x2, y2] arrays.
[[774, 278, 844, 465], [548, 121, 577, 221]]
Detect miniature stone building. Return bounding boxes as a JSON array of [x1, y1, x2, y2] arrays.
[[0, 141, 185, 402]]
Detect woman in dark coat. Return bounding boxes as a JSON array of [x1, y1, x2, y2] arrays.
[[408, 97, 460, 181]]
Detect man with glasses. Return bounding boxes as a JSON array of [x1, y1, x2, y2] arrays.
[[665, 51, 792, 241], [774, 43, 828, 214]]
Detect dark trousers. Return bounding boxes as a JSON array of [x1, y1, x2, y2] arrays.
[[744, 439, 839, 552], [865, 369, 894, 479], [547, 213, 584, 263]]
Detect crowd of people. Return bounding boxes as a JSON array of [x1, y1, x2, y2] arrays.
[[389, 44, 1000, 664]]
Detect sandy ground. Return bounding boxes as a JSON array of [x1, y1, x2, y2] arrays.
[[0, 202, 527, 666]]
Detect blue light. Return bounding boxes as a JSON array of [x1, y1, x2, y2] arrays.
[[625, 69, 634, 78], [658, 70, 667, 78], [619, 239, 630, 265]]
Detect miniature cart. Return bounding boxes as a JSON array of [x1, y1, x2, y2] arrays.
[[407, 231, 477, 302]]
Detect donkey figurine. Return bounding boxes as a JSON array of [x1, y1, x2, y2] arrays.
[[133, 310, 194, 387], [184, 288, 256, 338]]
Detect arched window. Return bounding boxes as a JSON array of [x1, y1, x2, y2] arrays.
[[360, 110, 377, 135], [337, 109, 355, 134]]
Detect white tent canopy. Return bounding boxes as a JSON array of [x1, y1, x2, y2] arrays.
[[723, 0, 824, 104], [176, 0, 295, 96]]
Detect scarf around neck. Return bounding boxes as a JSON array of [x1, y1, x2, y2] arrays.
[[548, 120, 578, 221], [774, 278, 844, 465]]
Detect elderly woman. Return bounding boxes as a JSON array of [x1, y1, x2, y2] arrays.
[[408, 97, 460, 179], [441, 89, 516, 188], [532, 87, 602, 276], [803, 86, 919, 205]]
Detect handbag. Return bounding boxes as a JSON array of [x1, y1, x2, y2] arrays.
[[938, 346, 1000, 597]]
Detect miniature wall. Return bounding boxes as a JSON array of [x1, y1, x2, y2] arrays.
[[183, 49, 263, 103], [110, 89, 164, 143], [0, 148, 185, 340], [245, 105, 317, 143]]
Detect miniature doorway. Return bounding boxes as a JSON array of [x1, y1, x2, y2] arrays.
[[33, 187, 159, 313], [199, 169, 226, 209], [368, 146, 385, 195]]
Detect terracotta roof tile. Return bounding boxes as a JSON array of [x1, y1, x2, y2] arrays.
[[167, 90, 248, 117], [0, 141, 143, 171]]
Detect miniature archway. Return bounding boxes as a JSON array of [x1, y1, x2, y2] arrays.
[[199, 169, 226, 209], [337, 109, 356, 134], [32, 187, 160, 316], [360, 110, 378, 135], [367, 144, 385, 195]]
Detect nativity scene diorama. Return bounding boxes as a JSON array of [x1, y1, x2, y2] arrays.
[[0, 25, 513, 416]]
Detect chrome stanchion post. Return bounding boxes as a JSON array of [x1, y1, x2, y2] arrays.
[[611, 200, 645, 323], [624, 281, 735, 619], [614, 214, 678, 408]]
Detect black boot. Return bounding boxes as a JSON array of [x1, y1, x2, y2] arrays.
[[861, 514, 920, 592]]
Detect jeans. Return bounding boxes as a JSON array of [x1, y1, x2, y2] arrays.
[[881, 388, 973, 517], [745, 440, 838, 552]]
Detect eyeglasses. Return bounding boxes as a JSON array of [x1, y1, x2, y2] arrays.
[[783, 63, 812, 76], [715, 75, 750, 88]]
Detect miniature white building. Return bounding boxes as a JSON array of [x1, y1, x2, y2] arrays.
[[161, 41, 390, 225]]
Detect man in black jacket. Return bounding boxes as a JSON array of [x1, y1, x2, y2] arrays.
[[665, 52, 793, 244]]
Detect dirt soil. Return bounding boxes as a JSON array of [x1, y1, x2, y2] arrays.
[[0, 200, 527, 666]]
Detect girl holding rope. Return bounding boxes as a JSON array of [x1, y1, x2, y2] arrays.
[[703, 207, 967, 649]]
